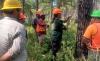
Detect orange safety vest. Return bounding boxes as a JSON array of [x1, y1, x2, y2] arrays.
[[91, 23, 100, 49], [36, 20, 46, 33]]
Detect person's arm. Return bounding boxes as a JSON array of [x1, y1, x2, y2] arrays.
[[62, 24, 66, 30], [81, 36, 91, 49], [32, 18, 37, 29], [81, 24, 96, 49], [0, 26, 27, 61], [63, 15, 72, 23], [0, 51, 11, 61]]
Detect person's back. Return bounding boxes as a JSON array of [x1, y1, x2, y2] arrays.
[[0, 16, 27, 61], [92, 23, 100, 48], [0, 0, 27, 61], [84, 23, 100, 49], [53, 18, 64, 32]]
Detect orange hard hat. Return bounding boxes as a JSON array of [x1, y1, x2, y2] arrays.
[[52, 8, 62, 14]]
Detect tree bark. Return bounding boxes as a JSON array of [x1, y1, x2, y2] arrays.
[[57, 0, 61, 8], [74, 0, 93, 60], [36, 0, 39, 11]]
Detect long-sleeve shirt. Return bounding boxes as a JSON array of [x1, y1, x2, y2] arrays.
[[0, 16, 27, 61], [53, 18, 65, 32]]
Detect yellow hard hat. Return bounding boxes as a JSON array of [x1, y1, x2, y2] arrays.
[[1, 0, 22, 10]]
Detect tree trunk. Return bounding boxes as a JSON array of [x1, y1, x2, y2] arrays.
[[22, 0, 25, 12], [57, 0, 61, 8], [51, 0, 53, 21], [36, 0, 39, 10], [74, 0, 93, 60]]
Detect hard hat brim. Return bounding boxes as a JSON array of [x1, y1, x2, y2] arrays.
[[0, 7, 22, 10], [52, 8, 62, 14], [53, 12, 62, 14]]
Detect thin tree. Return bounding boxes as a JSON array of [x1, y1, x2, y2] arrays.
[[22, 0, 25, 12], [36, 0, 39, 11], [50, 0, 53, 21], [57, 0, 61, 8]]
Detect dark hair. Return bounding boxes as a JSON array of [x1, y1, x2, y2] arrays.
[[36, 14, 41, 18], [3, 8, 21, 14], [51, 14, 59, 23], [53, 14, 59, 20], [92, 17, 100, 19], [40, 14, 45, 20]]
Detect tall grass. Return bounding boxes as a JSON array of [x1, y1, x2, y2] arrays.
[[26, 21, 77, 61]]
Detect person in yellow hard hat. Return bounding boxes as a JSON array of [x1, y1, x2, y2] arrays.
[[0, 0, 27, 61]]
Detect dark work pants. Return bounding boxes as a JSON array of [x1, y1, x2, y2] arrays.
[[51, 31, 62, 57]]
